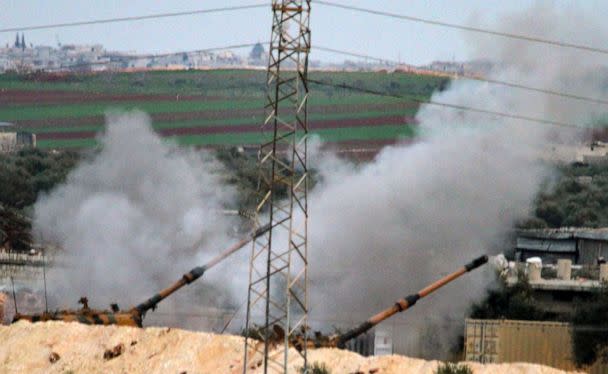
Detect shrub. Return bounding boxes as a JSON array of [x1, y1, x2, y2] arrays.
[[0, 149, 79, 250], [541, 266, 557, 279], [535, 201, 563, 227], [571, 285, 608, 367], [516, 217, 548, 229], [436, 362, 472, 374], [300, 362, 330, 374], [469, 273, 549, 321], [525, 161, 608, 227]]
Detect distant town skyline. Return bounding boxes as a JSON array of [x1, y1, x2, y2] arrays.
[[2, 1, 606, 65]]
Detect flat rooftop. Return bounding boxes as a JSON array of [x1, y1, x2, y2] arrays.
[[506, 276, 601, 292]]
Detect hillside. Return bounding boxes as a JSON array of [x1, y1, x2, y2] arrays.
[[0, 70, 447, 152]]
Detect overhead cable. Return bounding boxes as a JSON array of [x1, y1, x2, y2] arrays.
[[308, 78, 586, 130], [0, 4, 266, 33], [316, 1, 608, 56], [315, 45, 608, 106], [46, 42, 608, 108]]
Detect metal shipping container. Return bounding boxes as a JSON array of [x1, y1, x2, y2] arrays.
[[465, 319, 608, 374]]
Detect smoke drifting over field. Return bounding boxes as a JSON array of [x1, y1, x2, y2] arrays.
[[306, 4, 606, 356], [34, 112, 238, 316]]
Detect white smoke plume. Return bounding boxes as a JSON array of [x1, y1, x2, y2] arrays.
[[305, 4, 607, 357], [34, 112, 239, 324]]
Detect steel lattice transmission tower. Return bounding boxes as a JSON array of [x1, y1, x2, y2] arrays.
[[243, 0, 311, 372]]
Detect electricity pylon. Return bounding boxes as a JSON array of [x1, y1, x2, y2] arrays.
[[243, 1, 311, 373]]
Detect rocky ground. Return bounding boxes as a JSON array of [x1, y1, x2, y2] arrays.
[[0, 321, 581, 374]]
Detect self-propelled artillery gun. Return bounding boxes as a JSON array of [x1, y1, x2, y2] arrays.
[[12, 224, 271, 327]]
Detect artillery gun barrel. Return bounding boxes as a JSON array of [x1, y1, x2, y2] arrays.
[[11, 223, 272, 327], [131, 223, 271, 318], [335, 255, 488, 348]]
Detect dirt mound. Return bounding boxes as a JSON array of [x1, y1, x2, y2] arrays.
[[0, 321, 580, 374], [303, 350, 581, 374]]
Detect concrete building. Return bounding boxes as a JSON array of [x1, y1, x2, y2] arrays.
[[509, 275, 599, 317], [0, 132, 36, 153], [504, 257, 607, 318], [0, 41, 106, 72], [426, 61, 465, 75], [0, 123, 36, 153]]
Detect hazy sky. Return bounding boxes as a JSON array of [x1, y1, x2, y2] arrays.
[[1, 1, 606, 65]]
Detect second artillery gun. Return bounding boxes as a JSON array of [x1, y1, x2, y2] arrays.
[[12, 224, 271, 327], [275, 255, 488, 350], [330, 254, 488, 348]]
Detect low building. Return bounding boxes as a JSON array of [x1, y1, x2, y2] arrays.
[[505, 258, 605, 318], [515, 227, 608, 265], [508, 275, 599, 317], [0, 122, 36, 152], [0, 131, 36, 153]]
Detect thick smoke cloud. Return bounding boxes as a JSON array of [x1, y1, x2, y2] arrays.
[[467, 2, 608, 127], [34, 112, 238, 320], [306, 3, 607, 356]]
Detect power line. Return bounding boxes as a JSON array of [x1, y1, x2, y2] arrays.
[[315, 45, 608, 107], [19, 44, 598, 130], [30, 42, 608, 109], [31, 41, 608, 109], [308, 78, 585, 130], [12, 43, 606, 125], [315, 45, 395, 65], [315, 1, 608, 56], [0, 4, 266, 33], [128, 43, 258, 60]]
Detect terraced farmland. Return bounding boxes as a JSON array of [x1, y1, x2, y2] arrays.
[[0, 70, 448, 155]]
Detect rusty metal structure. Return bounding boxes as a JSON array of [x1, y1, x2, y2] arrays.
[[243, 1, 312, 372], [12, 225, 270, 327]]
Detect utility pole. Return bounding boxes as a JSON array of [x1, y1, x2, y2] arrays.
[[243, 1, 311, 372]]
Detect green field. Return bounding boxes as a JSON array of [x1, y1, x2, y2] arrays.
[[0, 69, 447, 151], [0, 69, 446, 96]]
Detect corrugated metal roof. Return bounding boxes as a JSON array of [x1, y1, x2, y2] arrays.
[[518, 227, 608, 241], [575, 228, 608, 240], [518, 228, 576, 239], [516, 237, 576, 253]]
